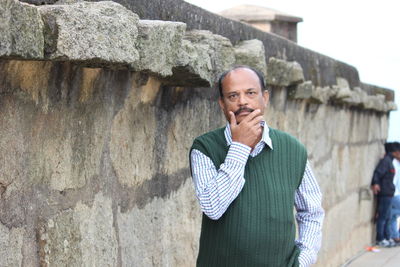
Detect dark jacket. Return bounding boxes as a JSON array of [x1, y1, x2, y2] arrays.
[[371, 154, 396, 196]]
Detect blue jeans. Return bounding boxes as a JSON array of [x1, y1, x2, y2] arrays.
[[389, 195, 400, 239], [376, 196, 392, 241]]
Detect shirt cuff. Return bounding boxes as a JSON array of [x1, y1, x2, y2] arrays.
[[298, 249, 315, 267], [225, 141, 251, 165]]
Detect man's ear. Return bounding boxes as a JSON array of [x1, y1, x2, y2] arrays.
[[263, 90, 270, 107], [218, 97, 225, 111]]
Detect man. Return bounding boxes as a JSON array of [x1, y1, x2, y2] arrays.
[[385, 142, 400, 245], [371, 142, 400, 247], [190, 66, 324, 267]]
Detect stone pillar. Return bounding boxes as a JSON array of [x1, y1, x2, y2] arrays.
[[219, 4, 302, 43]]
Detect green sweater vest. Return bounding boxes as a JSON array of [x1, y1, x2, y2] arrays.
[[191, 127, 307, 267]]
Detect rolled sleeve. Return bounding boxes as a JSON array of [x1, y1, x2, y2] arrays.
[[190, 142, 251, 220]]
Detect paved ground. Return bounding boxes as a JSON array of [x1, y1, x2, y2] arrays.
[[343, 245, 400, 267]]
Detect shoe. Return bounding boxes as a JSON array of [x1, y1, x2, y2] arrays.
[[377, 239, 391, 247], [388, 239, 396, 247]]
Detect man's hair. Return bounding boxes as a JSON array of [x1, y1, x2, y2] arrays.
[[385, 142, 400, 153], [217, 65, 266, 98], [392, 142, 400, 152]]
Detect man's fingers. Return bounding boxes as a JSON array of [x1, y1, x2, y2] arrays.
[[229, 111, 237, 127], [242, 109, 261, 122], [249, 115, 264, 126]]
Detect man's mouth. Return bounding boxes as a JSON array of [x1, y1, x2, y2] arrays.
[[234, 107, 254, 116]]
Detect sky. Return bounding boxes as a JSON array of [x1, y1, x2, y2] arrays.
[[185, 0, 399, 141]]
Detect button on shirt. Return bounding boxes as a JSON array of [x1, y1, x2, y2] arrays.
[[190, 122, 324, 267]]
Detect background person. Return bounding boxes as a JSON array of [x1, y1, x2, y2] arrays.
[[371, 142, 400, 247], [388, 142, 400, 245]]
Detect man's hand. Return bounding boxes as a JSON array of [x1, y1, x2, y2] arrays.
[[371, 184, 380, 195], [229, 109, 263, 148]]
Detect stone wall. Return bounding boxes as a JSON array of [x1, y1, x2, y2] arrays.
[[0, 1, 397, 266]]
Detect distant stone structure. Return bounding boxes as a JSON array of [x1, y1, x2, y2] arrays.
[[219, 5, 303, 42], [0, 0, 397, 266]]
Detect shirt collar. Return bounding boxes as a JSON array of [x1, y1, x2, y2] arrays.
[[224, 120, 273, 149]]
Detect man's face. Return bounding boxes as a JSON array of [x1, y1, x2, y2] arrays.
[[393, 150, 400, 161], [218, 68, 269, 124]]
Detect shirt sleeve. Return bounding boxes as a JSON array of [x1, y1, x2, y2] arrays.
[[371, 157, 390, 186], [190, 142, 251, 220], [295, 161, 325, 267]]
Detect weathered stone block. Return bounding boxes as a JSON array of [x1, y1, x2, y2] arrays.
[[0, 93, 27, 189], [363, 94, 386, 111], [266, 57, 304, 86], [0, 224, 24, 267], [38, 209, 82, 266], [0, 0, 44, 59], [336, 77, 350, 89], [291, 81, 313, 99], [234, 39, 267, 75], [314, 86, 334, 104], [290, 81, 332, 104], [135, 20, 186, 76], [110, 77, 157, 188], [341, 87, 365, 106], [333, 77, 352, 99], [172, 39, 213, 86], [176, 30, 235, 86], [0, 62, 108, 192], [39, 193, 117, 266], [330, 82, 396, 112], [117, 180, 200, 267], [38, 1, 139, 66], [320, 193, 373, 266], [386, 101, 397, 111], [185, 30, 235, 74]]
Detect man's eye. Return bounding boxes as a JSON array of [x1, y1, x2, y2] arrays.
[[228, 94, 238, 100], [247, 91, 256, 95]]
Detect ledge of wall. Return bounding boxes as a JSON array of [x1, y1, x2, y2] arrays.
[[89, 0, 391, 94], [5, 0, 396, 112]]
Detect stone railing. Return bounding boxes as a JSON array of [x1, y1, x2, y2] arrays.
[[3, 0, 396, 112]]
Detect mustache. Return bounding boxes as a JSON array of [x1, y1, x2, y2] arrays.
[[234, 107, 254, 116]]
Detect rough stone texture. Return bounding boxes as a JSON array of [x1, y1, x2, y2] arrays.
[[234, 39, 267, 75], [38, 193, 118, 266], [318, 193, 374, 266], [334, 77, 353, 99], [0, 224, 24, 267], [0, 57, 220, 266], [362, 82, 395, 102], [175, 30, 235, 86], [38, 209, 82, 266], [17, 0, 394, 100], [0, 61, 109, 192], [83, 0, 363, 89], [118, 180, 201, 267], [38, 1, 140, 66], [0, 0, 44, 59], [110, 77, 158, 188], [290, 78, 397, 112], [290, 81, 333, 104], [136, 20, 186, 76], [74, 193, 118, 266], [267, 57, 304, 86]]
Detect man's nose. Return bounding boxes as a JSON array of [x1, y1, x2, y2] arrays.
[[238, 93, 248, 105]]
